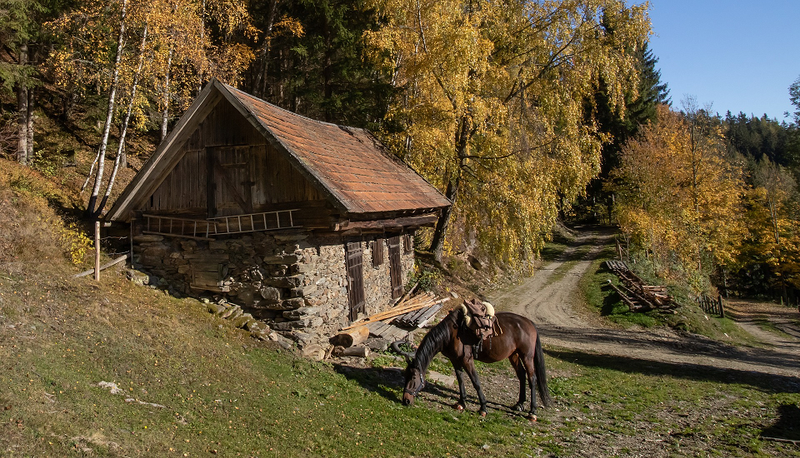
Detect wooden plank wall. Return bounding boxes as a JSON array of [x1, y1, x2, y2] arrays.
[[143, 98, 335, 226]]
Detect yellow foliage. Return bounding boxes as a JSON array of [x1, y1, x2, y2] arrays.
[[614, 104, 747, 283], [365, 0, 650, 266], [57, 222, 94, 266]]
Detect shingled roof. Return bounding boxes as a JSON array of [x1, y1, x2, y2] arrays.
[[107, 79, 450, 223]]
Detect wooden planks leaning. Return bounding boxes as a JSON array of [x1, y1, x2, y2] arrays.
[[338, 291, 449, 340]]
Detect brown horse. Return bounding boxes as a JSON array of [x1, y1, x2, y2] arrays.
[[393, 308, 552, 418]]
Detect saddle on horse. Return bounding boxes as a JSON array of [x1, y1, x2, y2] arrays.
[[459, 298, 500, 344]]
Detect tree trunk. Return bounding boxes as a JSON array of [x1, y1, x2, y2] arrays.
[[429, 177, 460, 264], [160, 45, 173, 142], [16, 42, 29, 165], [88, 0, 127, 218], [253, 0, 278, 97], [97, 25, 149, 216], [26, 87, 34, 159]]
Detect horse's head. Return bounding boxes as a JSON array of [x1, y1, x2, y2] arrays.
[[391, 341, 424, 406], [402, 365, 425, 406]]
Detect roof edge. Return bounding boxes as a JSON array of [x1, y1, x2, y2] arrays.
[[106, 79, 224, 222]]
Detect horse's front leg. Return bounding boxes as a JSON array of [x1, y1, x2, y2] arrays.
[[463, 359, 488, 417], [452, 366, 468, 411]]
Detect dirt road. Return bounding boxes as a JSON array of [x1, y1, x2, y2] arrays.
[[488, 228, 800, 380]]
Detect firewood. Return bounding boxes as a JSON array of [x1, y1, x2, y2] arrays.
[[329, 325, 369, 348], [340, 346, 369, 357]]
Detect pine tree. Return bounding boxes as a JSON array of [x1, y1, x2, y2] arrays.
[[244, 0, 392, 127], [0, 0, 62, 165]]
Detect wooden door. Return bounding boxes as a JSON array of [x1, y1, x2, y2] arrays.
[[345, 241, 366, 321], [388, 235, 403, 299], [207, 146, 254, 218]]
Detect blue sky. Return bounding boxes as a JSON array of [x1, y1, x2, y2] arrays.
[[647, 1, 800, 121]]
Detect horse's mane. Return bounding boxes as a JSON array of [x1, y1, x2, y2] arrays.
[[412, 309, 459, 373]]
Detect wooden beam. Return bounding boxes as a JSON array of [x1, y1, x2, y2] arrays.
[[339, 214, 438, 231]]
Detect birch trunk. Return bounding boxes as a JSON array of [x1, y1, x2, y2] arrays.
[[87, 0, 128, 218], [97, 25, 149, 215], [16, 42, 29, 165], [160, 45, 173, 142]]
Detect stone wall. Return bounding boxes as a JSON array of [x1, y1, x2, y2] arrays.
[[131, 230, 414, 347]]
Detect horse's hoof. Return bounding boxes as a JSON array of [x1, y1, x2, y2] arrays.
[[513, 403, 524, 412], [453, 403, 464, 412], [528, 415, 537, 423]]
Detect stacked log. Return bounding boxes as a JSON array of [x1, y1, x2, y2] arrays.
[[605, 260, 674, 312]]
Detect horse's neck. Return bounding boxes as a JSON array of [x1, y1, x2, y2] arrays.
[[413, 315, 453, 372]]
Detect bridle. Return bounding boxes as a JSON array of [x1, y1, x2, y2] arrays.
[[407, 368, 426, 397]]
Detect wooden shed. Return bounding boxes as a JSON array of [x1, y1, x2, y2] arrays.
[[107, 79, 450, 340]]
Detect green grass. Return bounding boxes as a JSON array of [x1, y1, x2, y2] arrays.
[[1, 165, 798, 457]]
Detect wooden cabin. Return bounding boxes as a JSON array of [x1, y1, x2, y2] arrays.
[[106, 79, 450, 341]]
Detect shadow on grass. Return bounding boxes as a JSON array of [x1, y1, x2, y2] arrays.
[[761, 403, 800, 442], [332, 364, 405, 403], [545, 348, 800, 394], [332, 363, 534, 419]]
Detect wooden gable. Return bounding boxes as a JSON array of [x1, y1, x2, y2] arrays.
[[143, 100, 330, 223]]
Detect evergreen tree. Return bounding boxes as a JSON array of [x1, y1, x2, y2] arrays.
[[582, 41, 669, 221], [0, 0, 69, 164], [245, 0, 392, 127]]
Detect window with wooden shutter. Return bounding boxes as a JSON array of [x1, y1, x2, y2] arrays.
[[372, 238, 384, 267], [388, 235, 403, 299], [403, 234, 413, 253], [345, 241, 366, 321]]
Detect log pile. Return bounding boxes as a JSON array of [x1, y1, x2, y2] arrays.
[[605, 260, 674, 312]]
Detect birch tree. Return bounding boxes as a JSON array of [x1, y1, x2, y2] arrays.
[[365, 0, 650, 266]]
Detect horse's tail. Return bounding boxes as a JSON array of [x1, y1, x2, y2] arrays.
[[534, 333, 553, 407]]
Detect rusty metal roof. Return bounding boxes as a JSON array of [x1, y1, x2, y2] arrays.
[[222, 84, 450, 215]]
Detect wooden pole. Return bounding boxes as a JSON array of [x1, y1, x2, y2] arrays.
[[94, 220, 101, 281]]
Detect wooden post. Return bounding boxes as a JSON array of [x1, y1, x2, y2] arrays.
[[94, 220, 101, 281]]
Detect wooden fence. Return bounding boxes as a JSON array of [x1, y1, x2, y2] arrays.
[[697, 294, 725, 318]]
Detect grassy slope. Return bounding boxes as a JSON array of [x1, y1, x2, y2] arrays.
[[1, 162, 798, 457]]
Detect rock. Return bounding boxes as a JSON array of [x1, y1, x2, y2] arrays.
[[126, 269, 151, 286], [259, 286, 281, 303], [232, 313, 255, 329], [281, 298, 305, 310], [269, 332, 295, 349], [282, 306, 321, 320], [207, 302, 227, 315], [272, 316, 322, 331], [365, 337, 390, 352], [220, 305, 242, 320], [133, 235, 164, 243], [427, 370, 456, 388], [262, 253, 302, 265], [289, 331, 316, 346], [301, 344, 327, 361], [249, 322, 271, 341], [262, 275, 304, 289], [209, 240, 227, 251]]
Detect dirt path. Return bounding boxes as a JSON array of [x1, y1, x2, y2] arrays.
[[487, 228, 800, 380]]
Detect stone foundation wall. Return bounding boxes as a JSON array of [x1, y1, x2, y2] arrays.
[[132, 230, 414, 346]]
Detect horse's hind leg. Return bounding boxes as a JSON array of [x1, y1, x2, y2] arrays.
[[523, 352, 538, 418], [509, 353, 527, 411]]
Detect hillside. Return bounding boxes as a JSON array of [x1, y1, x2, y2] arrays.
[[1, 159, 799, 457]]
